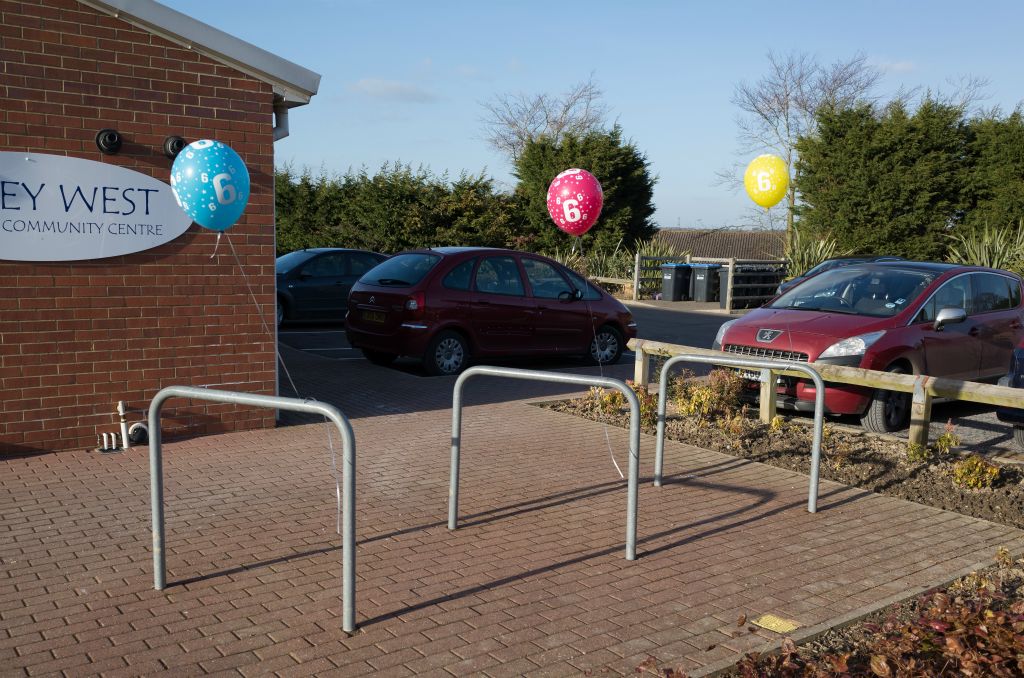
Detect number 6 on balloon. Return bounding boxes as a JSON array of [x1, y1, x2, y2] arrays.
[[562, 199, 581, 223], [213, 173, 237, 205]]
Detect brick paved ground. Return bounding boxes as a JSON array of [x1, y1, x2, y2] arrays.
[[4, 345, 1024, 676]]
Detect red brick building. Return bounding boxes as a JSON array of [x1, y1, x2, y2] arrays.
[[1, 0, 320, 453]]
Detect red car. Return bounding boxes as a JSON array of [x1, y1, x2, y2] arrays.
[[713, 261, 1024, 432], [345, 247, 637, 375]]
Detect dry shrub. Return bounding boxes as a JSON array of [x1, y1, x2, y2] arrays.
[[586, 386, 626, 416], [934, 419, 962, 455], [906, 441, 932, 463], [674, 368, 744, 420], [952, 455, 1001, 490], [627, 380, 659, 429], [583, 382, 658, 429]]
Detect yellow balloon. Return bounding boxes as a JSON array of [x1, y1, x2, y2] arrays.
[[743, 154, 789, 208]]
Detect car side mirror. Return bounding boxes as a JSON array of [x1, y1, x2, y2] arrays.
[[934, 307, 966, 331], [558, 289, 584, 301]]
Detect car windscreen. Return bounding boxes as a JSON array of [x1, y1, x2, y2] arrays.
[[769, 267, 935, 317], [276, 250, 313, 274], [803, 258, 866, 277], [358, 252, 440, 287]]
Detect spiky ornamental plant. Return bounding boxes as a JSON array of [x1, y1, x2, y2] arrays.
[[946, 221, 1024, 274], [784, 227, 854, 278]]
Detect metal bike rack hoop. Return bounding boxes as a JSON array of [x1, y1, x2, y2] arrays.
[[449, 366, 643, 560], [147, 386, 358, 633], [654, 355, 825, 513]]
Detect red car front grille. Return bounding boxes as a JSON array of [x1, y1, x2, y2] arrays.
[[723, 344, 810, 363]]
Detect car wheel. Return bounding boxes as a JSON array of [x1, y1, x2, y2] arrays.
[[276, 298, 286, 327], [861, 365, 911, 433], [424, 330, 469, 376], [1014, 426, 1024, 451], [362, 349, 397, 366], [589, 325, 624, 365]]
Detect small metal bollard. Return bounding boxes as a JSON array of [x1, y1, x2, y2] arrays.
[[448, 365, 643, 560]]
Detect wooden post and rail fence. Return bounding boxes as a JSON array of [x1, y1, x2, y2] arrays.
[[592, 254, 787, 313], [629, 338, 1024, 448]]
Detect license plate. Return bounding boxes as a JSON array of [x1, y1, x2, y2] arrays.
[[362, 310, 386, 323], [737, 369, 783, 384]]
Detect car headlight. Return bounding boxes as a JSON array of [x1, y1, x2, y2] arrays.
[[712, 319, 740, 349], [818, 331, 885, 359]]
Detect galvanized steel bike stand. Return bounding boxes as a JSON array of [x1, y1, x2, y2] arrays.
[[449, 366, 642, 560], [147, 386, 358, 633], [654, 354, 825, 513]]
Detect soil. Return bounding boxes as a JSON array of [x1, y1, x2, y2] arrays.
[[545, 392, 1024, 675]]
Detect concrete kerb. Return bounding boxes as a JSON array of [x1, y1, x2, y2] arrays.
[[690, 553, 1017, 677], [625, 299, 755, 315]]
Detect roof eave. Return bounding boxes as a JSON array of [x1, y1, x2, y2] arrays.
[[79, 0, 321, 106]]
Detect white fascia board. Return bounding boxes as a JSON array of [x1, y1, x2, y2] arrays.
[[79, 0, 321, 106]]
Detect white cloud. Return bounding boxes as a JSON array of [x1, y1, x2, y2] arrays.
[[349, 78, 439, 103], [874, 60, 916, 74]]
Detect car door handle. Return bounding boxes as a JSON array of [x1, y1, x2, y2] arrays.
[[968, 327, 980, 337], [1011, 321, 1023, 329]]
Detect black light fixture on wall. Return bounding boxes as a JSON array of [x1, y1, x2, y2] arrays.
[[95, 128, 123, 154], [163, 136, 187, 159]]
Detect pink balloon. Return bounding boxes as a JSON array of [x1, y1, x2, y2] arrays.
[[545, 168, 603, 237]]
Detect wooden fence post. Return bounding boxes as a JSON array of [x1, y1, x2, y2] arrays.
[[725, 258, 736, 312], [908, 376, 933, 447], [759, 369, 777, 423], [632, 251, 641, 301], [633, 341, 649, 386]]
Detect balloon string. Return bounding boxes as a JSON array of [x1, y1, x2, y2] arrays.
[[586, 280, 624, 481], [225, 233, 342, 535], [574, 233, 626, 481], [210, 232, 222, 259]]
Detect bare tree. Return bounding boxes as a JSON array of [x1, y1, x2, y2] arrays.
[[730, 51, 882, 247], [480, 75, 609, 162], [938, 74, 991, 112]]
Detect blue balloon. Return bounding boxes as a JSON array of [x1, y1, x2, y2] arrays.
[[169, 140, 250, 232]]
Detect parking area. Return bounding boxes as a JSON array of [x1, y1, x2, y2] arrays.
[[278, 325, 638, 377], [280, 301, 1022, 454]]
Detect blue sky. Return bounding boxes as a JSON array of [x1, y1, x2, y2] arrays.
[[168, 0, 1023, 231]]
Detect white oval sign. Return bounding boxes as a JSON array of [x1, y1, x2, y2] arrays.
[[0, 152, 193, 261]]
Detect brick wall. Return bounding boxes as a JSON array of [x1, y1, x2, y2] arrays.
[[1, 0, 279, 453]]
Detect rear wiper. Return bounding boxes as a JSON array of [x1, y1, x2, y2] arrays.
[[377, 278, 411, 286]]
